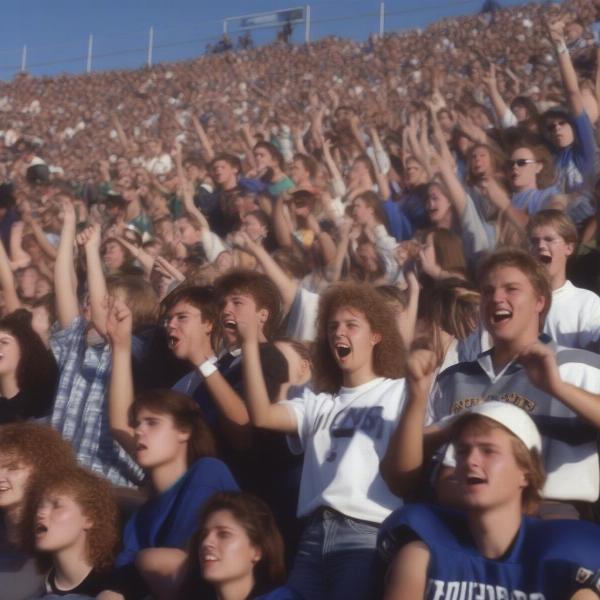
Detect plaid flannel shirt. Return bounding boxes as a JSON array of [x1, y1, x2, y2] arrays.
[[50, 316, 144, 487]]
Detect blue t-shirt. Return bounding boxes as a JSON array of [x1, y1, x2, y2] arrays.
[[383, 199, 413, 241], [554, 111, 596, 194], [511, 185, 560, 215], [116, 457, 239, 567], [399, 187, 429, 232], [379, 503, 600, 600], [256, 587, 302, 599], [553, 111, 597, 225]]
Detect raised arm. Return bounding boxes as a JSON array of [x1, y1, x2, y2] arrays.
[[111, 114, 133, 155], [238, 316, 298, 433], [480, 175, 529, 229], [432, 147, 468, 217], [200, 363, 254, 451], [54, 198, 79, 329], [546, 18, 584, 117], [348, 113, 368, 153], [0, 232, 21, 313], [116, 236, 155, 277], [367, 126, 392, 200], [191, 114, 216, 162], [272, 194, 294, 249], [234, 231, 298, 315], [291, 123, 308, 155], [326, 217, 352, 283], [239, 122, 257, 154], [179, 169, 211, 232], [106, 297, 136, 457], [481, 64, 515, 127], [519, 342, 600, 430], [76, 224, 108, 335], [321, 138, 346, 197], [381, 349, 447, 497], [405, 113, 429, 170], [396, 268, 420, 349], [21, 202, 58, 259], [9, 221, 31, 270]]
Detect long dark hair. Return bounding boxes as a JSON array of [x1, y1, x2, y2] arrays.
[[181, 491, 286, 599], [0, 309, 58, 418]]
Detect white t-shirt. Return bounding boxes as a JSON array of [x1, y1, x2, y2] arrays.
[[283, 377, 406, 522], [202, 230, 226, 263], [429, 343, 600, 502], [544, 281, 600, 350]]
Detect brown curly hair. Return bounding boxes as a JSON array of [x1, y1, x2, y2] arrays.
[[0, 422, 76, 479], [312, 282, 406, 393], [21, 467, 120, 573]]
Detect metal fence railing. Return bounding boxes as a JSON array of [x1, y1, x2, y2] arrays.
[[0, 0, 525, 80]]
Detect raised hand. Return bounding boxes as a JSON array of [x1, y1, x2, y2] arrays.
[[152, 256, 185, 284], [517, 342, 562, 396], [236, 313, 261, 345], [105, 295, 133, 349], [231, 230, 256, 252], [407, 349, 438, 399], [545, 17, 566, 45], [76, 223, 102, 251], [481, 64, 498, 91], [60, 196, 76, 226]]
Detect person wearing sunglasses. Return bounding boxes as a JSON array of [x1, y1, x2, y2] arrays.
[[540, 19, 597, 226], [506, 144, 561, 216]]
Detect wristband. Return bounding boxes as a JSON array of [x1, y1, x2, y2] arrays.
[[199, 359, 217, 378], [555, 40, 568, 55]]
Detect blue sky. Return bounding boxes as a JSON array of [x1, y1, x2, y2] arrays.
[[0, 0, 530, 80]]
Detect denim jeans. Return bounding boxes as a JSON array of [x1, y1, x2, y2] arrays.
[[287, 507, 380, 600]]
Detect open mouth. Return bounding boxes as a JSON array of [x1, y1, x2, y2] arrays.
[[223, 320, 237, 331], [168, 335, 179, 349], [335, 345, 351, 358], [202, 554, 219, 563], [466, 476, 487, 486], [35, 524, 48, 535], [492, 309, 512, 324], [539, 255, 552, 264]]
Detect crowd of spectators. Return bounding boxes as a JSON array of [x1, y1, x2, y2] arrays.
[[3, 0, 600, 598]]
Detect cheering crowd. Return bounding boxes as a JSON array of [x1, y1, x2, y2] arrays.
[[3, 0, 600, 598]]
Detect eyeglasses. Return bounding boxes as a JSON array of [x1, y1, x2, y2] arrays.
[[506, 158, 538, 168]]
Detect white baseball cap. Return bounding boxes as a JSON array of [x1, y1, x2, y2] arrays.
[[449, 401, 542, 453]]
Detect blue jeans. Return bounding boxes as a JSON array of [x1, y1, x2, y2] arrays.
[[287, 508, 380, 600]]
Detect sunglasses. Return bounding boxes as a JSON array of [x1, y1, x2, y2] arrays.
[[506, 158, 538, 168]]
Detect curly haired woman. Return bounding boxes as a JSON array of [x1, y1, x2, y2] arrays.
[[21, 466, 120, 598], [239, 281, 407, 600], [0, 422, 76, 600]]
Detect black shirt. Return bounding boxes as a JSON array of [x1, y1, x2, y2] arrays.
[[45, 567, 108, 597]]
